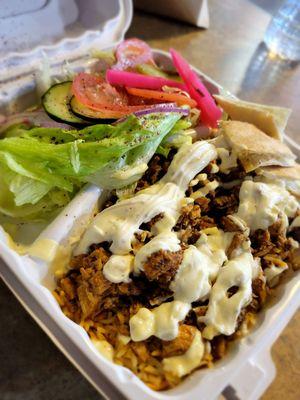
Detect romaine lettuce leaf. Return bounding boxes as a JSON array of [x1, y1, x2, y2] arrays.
[[0, 167, 71, 220], [0, 113, 182, 220], [157, 119, 192, 157], [84, 112, 182, 188]]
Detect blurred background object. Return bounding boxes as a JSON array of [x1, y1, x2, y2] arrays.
[[0, 0, 120, 57], [134, 0, 209, 28], [264, 0, 300, 61]]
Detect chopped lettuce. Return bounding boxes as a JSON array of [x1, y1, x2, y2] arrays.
[[2, 123, 32, 138], [157, 119, 193, 157], [0, 165, 72, 220], [0, 113, 182, 220], [85, 112, 182, 188]]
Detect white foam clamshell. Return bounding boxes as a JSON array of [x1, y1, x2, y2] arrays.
[[0, 1, 299, 399]]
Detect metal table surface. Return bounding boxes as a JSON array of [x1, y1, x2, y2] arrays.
[[1, 1, 299, 399]]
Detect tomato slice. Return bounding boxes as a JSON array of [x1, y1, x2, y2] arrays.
[[126, 87, 197, 107], [72, 72, 149, 115], [114, 38, 155, 70]]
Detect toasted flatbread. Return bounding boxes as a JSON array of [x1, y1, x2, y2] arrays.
[[259, 164, 300, 180], [257, 164, 300, 198], [221, 121, 296, 172], [214, 95, 291, 141]]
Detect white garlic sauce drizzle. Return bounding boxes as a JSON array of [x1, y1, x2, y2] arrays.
[[75, 138, 299, 376], [76, 141, 217, 256], [162, 330, 205, 377], [234, 179, 298, 232]]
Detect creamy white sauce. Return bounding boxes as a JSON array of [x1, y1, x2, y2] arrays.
[[264, 263, 288, 287], [129, 308, 154, 341], [234, 180, 298, 232], [180, 197, 194, 208], [250, 256, 261, 280], [151, 213, 177, 235], [117, 334, 131, 345], [162, 330, 204, 377], [76, 141, 217, 255], [76, 138, 220, 348], [161, 141, 218, 189], [285, 180, 300, 198], [171, 228, 235, 304], [75, 138, 296, 347], [170, 246, 211, 303], [202, 250, 255, 339], [27, 239, 59, 262], [290, 215, 300, 230], [92, 339, 114, 361], [75, 182, 182, 255], [196, 228, 234, 280], [103, 254, 134, 283], [134, 232, 180, 274], [129, 301, 190, 341], [131, 228, 233, 341], [255, 172, 300, 198], [190, 179, 219, 199], [196, 173, 208, 181], [9, 238, 60, 263], [189, 178, 199, 187], [217, 148, 237, 173], [210, 163, 219, 173]]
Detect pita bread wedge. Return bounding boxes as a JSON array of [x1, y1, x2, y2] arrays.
[[257, 164, 300, 198], [214, 95, 291, 141], [221, 121, 296, 172]]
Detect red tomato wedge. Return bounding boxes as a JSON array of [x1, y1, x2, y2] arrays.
[[114, 38, 155, 70], [71, 72, 149, 115], [170, 49, 222, 128], [126, 87, 197, 107]]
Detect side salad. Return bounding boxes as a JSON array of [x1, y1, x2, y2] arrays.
[[0, 39, 222, 223]]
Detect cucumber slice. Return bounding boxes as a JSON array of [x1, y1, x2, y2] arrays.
[[69, 96, 116, 124], [42, 82, 87, 125]]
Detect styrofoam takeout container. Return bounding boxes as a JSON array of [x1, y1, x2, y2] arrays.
[[0, 1, 299, 399]]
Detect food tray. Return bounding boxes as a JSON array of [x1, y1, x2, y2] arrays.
[[1, 157, 299, 400], [0, 1, 299, 399]]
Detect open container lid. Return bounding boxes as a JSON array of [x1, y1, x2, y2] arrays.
[[0, 2, 299, 400], [0, 0, 132, 112]]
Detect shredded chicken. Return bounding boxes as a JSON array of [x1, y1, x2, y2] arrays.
[[162, 325, 197, 357], [175, 204, 216, 244], [53, 147, 299, 391], [143, 249, 184, 287]]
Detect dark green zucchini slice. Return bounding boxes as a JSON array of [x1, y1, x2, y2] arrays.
[[42, 81, 87, 125], [69, 96, 116, 124]]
